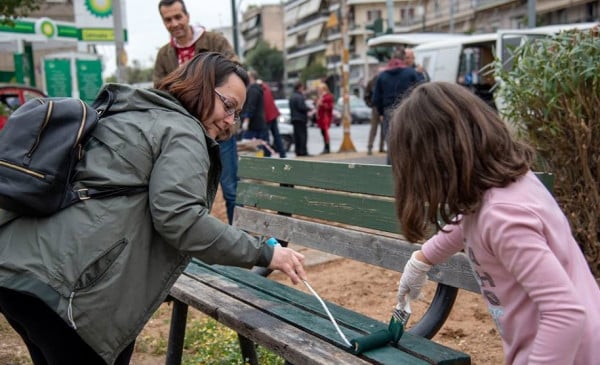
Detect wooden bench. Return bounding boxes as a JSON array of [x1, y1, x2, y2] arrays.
[[165, 156, 554, 365]]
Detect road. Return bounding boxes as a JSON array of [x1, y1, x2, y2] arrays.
[[288, 123, 387, 164]]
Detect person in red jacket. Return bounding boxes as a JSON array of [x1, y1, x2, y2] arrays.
[[316, 83, 334, 154], [259, 77, 287, 158]]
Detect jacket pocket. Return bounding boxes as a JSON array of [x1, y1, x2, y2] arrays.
[[74, 238, 128, 291]]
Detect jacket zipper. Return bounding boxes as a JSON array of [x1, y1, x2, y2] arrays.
[[0, 160, 45, 179]]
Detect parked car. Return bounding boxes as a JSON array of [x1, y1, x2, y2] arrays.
[[334, 95, 371, 124], [274, 99, 291, 124], [0, 84, 47, 130]]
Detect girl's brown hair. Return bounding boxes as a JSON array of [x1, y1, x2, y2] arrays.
[[156, 52, 249, 140], [389, 82, 534, 242]]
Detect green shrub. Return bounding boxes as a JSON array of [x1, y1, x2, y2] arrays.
[[496, 27, 600, 277]]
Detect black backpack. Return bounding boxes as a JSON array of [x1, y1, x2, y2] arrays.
[[0, 89, 144, 216]]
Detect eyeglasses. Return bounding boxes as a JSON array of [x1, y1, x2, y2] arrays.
[[214, 89, 241, 125]]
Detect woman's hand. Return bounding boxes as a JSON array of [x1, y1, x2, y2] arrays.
[[268, 246, 307, 285]]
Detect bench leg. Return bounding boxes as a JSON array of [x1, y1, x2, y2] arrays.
[[165, 299, 189, 365], [233, 266, 275, 365], [234, 254, 288, 365], [237, 334, 260, 365], [408, 283, 458, 339]]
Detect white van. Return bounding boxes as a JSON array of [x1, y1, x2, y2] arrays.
[[413, 33, 498, 108], [413, 22, 598, 110], [366, 32, 464, 49]]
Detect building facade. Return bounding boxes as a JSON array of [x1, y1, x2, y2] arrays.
[[239, 0, 598, 98], [240, 4, 285, 54]]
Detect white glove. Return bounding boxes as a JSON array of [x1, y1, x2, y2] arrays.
[[397, 251, 432, 309]]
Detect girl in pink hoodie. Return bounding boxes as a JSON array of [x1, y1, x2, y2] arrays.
[[390, 82, 600, 365]]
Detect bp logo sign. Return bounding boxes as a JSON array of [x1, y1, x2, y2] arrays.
[[85, 0, 113, 18], [35, 18, 57, 38]]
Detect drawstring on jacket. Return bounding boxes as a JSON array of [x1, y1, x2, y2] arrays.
[[68, 291, 77, 329]]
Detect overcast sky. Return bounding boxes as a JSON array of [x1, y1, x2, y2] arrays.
[[98, 0, 281, 77]]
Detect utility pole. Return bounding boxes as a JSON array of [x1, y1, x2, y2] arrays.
[[113, 0, 127, 83], [231, 0, 240, 56], [338, 0, 356, 152], [385, 0, 394, 31], [528, 0, 536, 28], [449, 0, 455, 33]]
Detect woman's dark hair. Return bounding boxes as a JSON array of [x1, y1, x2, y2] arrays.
[[156, 52, 249, 128], [389, 82, 534, 242]]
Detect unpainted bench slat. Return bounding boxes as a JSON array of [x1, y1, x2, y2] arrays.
[[170, 275, 373, 365], [236, 181, 400, 233], [238, 156, 394, 196], [182, 261, 468, 364], [234, 207, 480, 293]]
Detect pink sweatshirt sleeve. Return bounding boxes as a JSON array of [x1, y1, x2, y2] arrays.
[[421, 223, 466, 264]]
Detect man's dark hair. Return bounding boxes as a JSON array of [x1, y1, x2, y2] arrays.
[[293, 82, 304, 92], [158, 0, 188, 15]]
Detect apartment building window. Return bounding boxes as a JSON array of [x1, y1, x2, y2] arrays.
[[297, 33, 307, 46], [400, 7, 416, 21], [367, 9, 382, 22]]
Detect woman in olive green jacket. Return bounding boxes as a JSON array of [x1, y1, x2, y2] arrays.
[[0, 52, 306, 365]]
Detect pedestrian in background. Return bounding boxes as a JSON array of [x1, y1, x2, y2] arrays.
[[372, 47, 422, 164], [240, 71, 269, 156], [364, 66, 386, 155], [289, 82, 311, 157], [153, 0, 239, 224], [404, 48, 430, 82], [391, 82, 600, 365], [316, 83, 334, 154]]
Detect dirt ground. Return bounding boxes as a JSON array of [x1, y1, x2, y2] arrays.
[[0, 191, 504, 365]]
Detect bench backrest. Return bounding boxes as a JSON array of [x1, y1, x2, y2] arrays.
[[234, 156, 554, 294]]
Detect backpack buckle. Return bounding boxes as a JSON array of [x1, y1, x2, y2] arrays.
[[76, 189, 91, 200]]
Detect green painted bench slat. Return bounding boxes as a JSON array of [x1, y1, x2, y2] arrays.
[[236, 181, 399, 233], [238, 156, 394, 196], [184, 260, 470, 365]]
